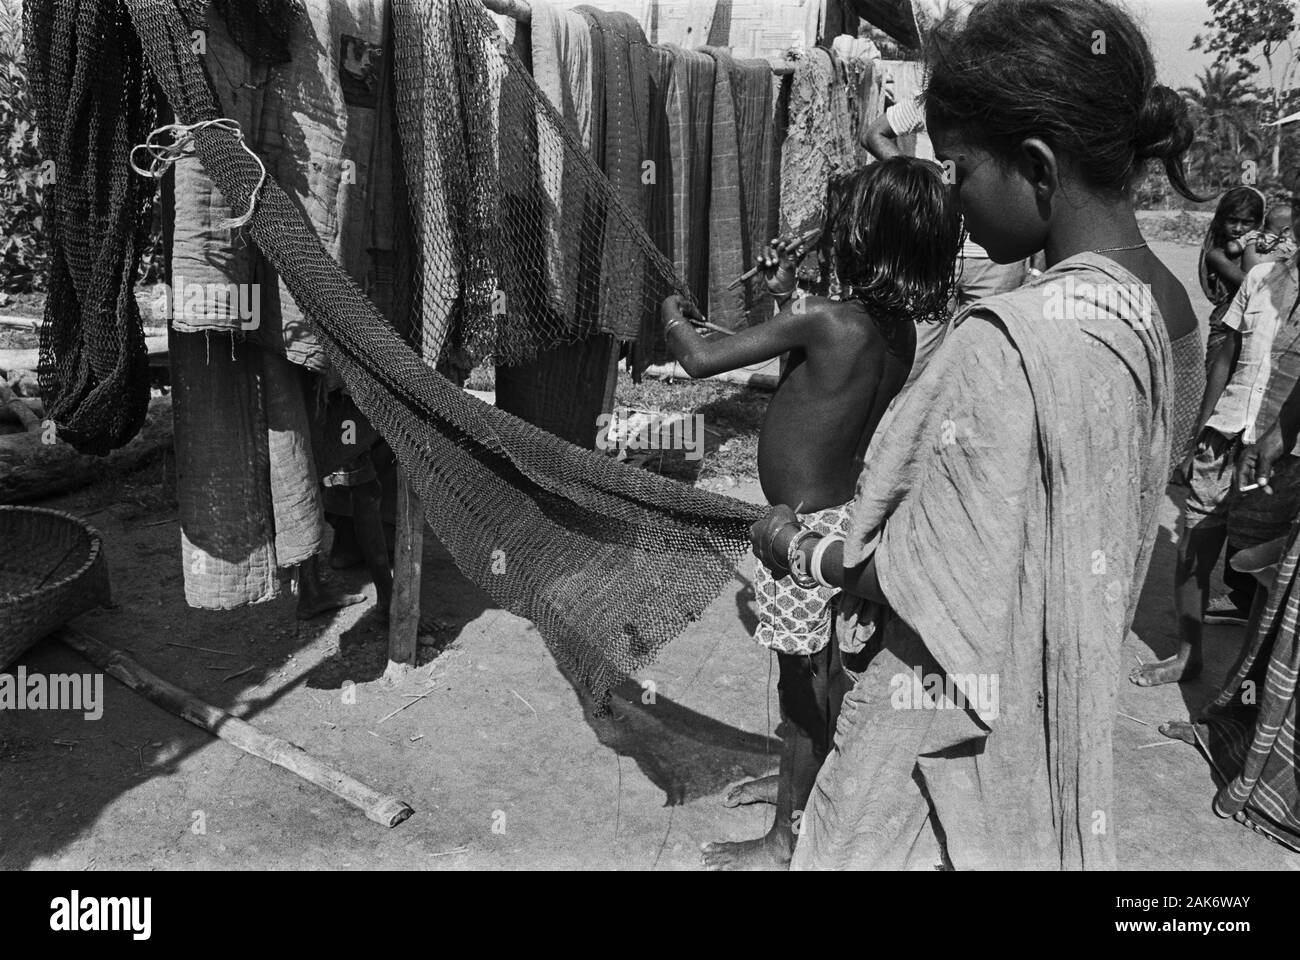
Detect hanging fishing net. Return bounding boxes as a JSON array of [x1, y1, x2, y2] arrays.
[[25, 0, 765, 703]]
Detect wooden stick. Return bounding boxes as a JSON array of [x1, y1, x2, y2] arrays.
[[0, 381, 40, 433], [60, 626, 414, 828], [386, 468, 424, 677], [165, 641, 237, 657], [688, 317, 737, 337]]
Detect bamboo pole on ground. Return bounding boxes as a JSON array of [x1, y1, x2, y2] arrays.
[[0, 382, 40, 433], [59, 625, 415, 828]]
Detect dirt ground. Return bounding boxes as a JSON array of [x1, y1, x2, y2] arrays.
[[2, 240, 1299, 870]]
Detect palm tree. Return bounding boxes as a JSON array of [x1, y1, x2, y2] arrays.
[[1180, 65, 1263, 192]]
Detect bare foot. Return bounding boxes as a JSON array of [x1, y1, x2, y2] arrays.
[[701, 829, 791, 871], [1159, 720, 1205, 745], [722, 775, 779, 808], [297, 584, 367, 621], [1129, 651, 1201, 687]]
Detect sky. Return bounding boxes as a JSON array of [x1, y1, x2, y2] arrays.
[[1134, 0, 1293, 90]]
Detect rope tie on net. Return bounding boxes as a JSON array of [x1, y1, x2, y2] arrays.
[[130, 118, 266, 229]]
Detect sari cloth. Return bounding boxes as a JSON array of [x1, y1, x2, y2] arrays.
[[792, 253, 1170, 869], [1194, 517, 1300, 852]]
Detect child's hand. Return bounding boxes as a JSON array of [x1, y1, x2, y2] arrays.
[[661, 294, 704, 330], [757, 234, 810, 297]]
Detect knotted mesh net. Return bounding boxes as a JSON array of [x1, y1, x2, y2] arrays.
[[23, 0, 157, 455], [28, 0, 765, 702]]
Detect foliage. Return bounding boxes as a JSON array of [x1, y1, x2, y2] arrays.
[[0, 0, 47, 294], [1193, 0, 1299, 176]]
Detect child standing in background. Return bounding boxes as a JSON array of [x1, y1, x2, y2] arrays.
[[1200, 187, 1266, 370]]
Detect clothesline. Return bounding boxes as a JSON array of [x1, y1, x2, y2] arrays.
[[480, 0, 801, 74]]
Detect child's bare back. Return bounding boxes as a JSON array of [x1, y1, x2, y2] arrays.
[[758, 297, 913, 510]]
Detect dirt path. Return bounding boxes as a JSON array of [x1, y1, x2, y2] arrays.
[[3, 238, 1297, 870]]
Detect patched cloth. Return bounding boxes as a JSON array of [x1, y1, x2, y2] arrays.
[[754, 502, 851, 655]]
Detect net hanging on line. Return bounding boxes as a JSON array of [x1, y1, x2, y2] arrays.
[[26, 0, 764, 704]]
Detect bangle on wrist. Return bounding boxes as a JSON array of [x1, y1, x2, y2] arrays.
[[664, 317, 685, 334], [787, 529, 820, 588], [767, 520, 802, 571], [811, 534, 843, 589]]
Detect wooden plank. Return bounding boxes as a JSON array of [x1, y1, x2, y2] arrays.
[[385, 466, 424, 676]]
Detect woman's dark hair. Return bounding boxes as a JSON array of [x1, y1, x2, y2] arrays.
[[1209, 186, 1265, 246], [829, 157, 963, 327], [923, 0, 1201, 201]]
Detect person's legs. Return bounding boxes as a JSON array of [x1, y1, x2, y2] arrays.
[[295, 552, 367, 620], [704, 651, 814, 869], [1133, 428, 1236, 685], [1209, 544, 1258, 621], [350, 477, 393, 621]]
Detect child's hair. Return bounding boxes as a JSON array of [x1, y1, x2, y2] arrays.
[[828, 157, 963, 327], [1210, 187, 1266, 246], [923, 0, 1199, 201]]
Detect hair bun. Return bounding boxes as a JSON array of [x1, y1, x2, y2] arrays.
[[1135, 84, 1195, 161]]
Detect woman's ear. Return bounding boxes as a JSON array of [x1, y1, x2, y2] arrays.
[[1019, 137, 1058, 213]]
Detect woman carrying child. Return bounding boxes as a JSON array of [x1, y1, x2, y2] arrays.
[[749, 0, 1200, 869]]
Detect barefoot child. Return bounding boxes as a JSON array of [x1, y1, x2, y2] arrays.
[[660, 156, 962, 869]]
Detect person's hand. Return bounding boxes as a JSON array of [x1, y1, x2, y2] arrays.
[[661, 294, 704, 330], [750, 504, 800, 576], [1237, 422, 1286, 494], [756, 234, 810, 297]]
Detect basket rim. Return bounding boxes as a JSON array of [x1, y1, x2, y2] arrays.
[[0, 505, 105, 608]]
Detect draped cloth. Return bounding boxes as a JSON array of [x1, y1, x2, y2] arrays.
[[661, 45, 715, 308], [529, 0, 594, 329], [1194, 518, 1300, 852], [780, 47, 857, 285], [793, 253, 1171, 869], [703, 47, 778, 330]]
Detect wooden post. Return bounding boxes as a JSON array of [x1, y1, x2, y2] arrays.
[[60, 625, 414, 828], [385, 465, 423, 679]]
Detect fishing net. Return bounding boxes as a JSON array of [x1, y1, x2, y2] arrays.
[[390, 0, 687, 368], [27, 0, 765, 702], [23, 0, 157, 456]]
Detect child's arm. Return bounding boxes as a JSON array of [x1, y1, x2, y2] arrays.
[[1197, 329, 1237, 433], [1205, 246, 1248, 289], [660, 233, 819, 379], [661, 294, 828, 379], [1242, 236, 1270, 272]]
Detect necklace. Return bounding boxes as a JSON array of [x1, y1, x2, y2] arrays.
[[1088, 241, 1149, 254]]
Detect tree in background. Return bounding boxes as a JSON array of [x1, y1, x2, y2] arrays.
[[1193, 0, 1298, 177], [0, 0, 48, 296], [1181, 64, 1263, 191]]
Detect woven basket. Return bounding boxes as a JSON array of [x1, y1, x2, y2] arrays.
[[0, 506, 111, 671]]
